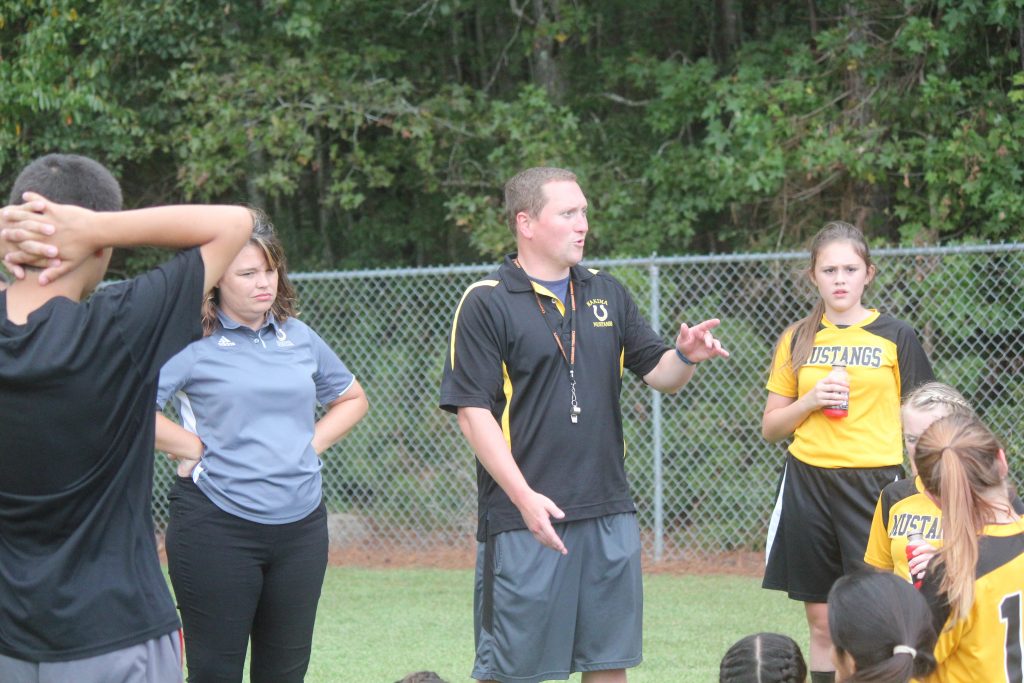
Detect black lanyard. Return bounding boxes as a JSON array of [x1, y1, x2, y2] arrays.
[[517, 260, 582, 423]]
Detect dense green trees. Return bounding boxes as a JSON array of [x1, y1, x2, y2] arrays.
[[2, 0, 1023, 274]]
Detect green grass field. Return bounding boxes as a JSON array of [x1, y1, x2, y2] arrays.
[[180, 567, 807, 682]]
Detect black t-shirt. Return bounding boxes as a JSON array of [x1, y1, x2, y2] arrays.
[[0, 249, 204, 661], [440, 254, 670, 540]]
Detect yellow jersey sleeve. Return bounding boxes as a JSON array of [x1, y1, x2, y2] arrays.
[[765, 329, 796, 397], [864, 494, 894, 572]]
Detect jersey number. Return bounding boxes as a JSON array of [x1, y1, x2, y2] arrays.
[[1001, 592, 1023, 683]]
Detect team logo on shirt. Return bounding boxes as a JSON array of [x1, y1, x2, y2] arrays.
[[275, 327, 294, 347], [807, 345, 882, 368], [587, 298, 613, 328], [216, 335, 236, 347], [888, 512, 941, 540]]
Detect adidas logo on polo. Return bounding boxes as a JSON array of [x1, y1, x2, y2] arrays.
[[217, 336, 236, 347]]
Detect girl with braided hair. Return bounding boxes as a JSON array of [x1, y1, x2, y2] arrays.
[[864, 383, 1024, 585], [719, 632, 808, 682], [863, 382, 973, 582], [913, 412, 1024, 683]]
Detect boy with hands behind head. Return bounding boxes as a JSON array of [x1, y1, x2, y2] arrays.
[[0, 153, 252, 683]]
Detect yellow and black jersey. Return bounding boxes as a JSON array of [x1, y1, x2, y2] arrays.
[[766, 311, 933, 469], [864, 477, 941, 581], [919, 518, 1024, 683], [865, 480, 1024, 581], [440, 254, 670, 541]]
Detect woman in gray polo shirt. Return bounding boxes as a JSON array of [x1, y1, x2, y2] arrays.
[[155, 216, 369, 682]]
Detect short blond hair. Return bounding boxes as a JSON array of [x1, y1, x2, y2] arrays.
[[503, 167, 577, 237]]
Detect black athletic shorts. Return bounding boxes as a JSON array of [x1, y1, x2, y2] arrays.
[[763, 452, 903, 603]]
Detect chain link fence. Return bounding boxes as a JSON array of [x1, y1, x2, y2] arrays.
[[153, 244, 1024, 563]]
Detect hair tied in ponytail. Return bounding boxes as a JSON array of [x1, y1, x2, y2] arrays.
[[893, 645, 917, 658]]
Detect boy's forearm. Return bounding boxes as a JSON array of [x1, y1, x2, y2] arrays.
[[90, 204, 252, 292], [90, 205, 252, 250], [2, 196, 254, 287]]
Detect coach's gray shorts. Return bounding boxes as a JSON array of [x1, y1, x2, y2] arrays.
[[472, 512, 643, 683], [0, 630, 182, 683]]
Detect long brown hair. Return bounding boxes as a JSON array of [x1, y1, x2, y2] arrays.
[[202, 209, 299, 336], [915, 413, 1010, 620], [775, 221, 874, 372]]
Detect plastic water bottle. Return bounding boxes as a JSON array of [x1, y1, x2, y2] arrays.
[[822, 363, 849, 419], [906, 532, 925, 589]]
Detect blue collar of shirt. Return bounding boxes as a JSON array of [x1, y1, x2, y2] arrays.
[[500, 253, 596, 293], [215, 309, 285, 336]]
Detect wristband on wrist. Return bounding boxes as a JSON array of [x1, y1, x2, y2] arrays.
[[675, 348, 696, 366]]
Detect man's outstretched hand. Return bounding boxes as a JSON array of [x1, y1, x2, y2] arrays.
[[675, 318, 730, 363]]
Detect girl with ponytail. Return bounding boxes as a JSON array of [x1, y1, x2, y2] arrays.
[[827, 571, 937, 682], [864, 384, 1024, 585], [762, 222, 934, 682], [863, 382, 973, 582], [913, 413, 1024, 683]]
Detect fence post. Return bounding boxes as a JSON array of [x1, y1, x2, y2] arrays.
[[648, 260, 664, 562]]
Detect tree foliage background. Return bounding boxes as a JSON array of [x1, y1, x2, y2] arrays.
[[3, 0, 1024, 275]]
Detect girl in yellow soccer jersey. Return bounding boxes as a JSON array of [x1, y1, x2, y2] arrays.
[[864, 383, 1024, 585], [863, 382, 973, 582], [761, 222, 934, 683], [914, 413, 1024, 683]]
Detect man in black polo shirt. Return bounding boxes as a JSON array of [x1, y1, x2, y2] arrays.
[[440, 167, 729, 683], [0, 154, 252, 682]]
